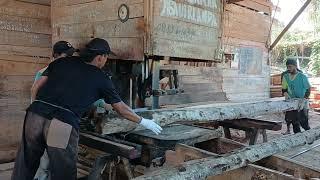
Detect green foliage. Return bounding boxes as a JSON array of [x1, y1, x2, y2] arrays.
[[271, 30, 312, 70], [309, 0, 320, 33], [271, 0, 320, 74], [310, 40, 320, 75]]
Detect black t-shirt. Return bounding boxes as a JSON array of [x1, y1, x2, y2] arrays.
[[28, 56, 122, 129]]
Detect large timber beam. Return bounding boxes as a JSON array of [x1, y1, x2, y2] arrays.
[[101, 99, 300, 134], [134, 126, 320, 180]]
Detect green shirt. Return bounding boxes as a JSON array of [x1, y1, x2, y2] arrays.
[[34, 67, 48, 81], [282, 72, 311, 98], [93, 99, 106, 108]]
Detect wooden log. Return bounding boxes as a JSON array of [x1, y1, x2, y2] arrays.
[[101, 99, 300, 134], [133, 126, 320, 180]]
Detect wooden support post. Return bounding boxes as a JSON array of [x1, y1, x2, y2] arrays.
[[223, 127, 231, 139], [87, 154, 113, 180], [249, 129, 259, 145], [152, 59, 160, 109], [133, 126, 320, 180], [262, 129, 268, 143]]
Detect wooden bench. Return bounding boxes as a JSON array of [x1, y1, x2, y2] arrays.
[[218, 118, 282, 145]]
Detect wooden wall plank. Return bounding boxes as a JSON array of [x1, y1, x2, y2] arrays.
[[0, 60, 47, 75], [159, 92, 227, 105], [0, 45, 51, 57], [54, 18, 145, 38], [0, 14, 51, 34], [0, 0, 51, 160], [151, 0, 222, 60], [152, 38, 217, 60], [0, 30, 51, 47], [16, 0, 51, 6], [52, 1, 144, 26], [221, 2, 271, 101], [152, 16, 219, 46], [153, 0, 221, 28], [61, 37, 144, 61], [235, 0, 271, 14], [52, 0, 142, 7], [0, 75, 34, 92], [0, 1, 50, 19], [0, 54, 50, 64], [224, 4, 271, 43]]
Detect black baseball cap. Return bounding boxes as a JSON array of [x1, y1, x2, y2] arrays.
[[85, 38, 116, 56], [53, 41, 78, 56]]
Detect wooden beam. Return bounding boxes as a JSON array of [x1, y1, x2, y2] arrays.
[[269, 0, 312, 50], [175, 143, 222, 160], [227, 0, 244, 4], [133, 126, 320, 180], [79, 133, 141, 159], [219, 118, 282, 131], [101, 99, 300, 134]]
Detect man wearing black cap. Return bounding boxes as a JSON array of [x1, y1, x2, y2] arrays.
[[282, 58, 311, 134], [11, 38, 162, 180], [31, 41, 78, 102], [31, 41, 78, 180]]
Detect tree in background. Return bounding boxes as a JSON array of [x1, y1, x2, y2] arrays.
[[310, 41, 320, 75], [308, 0, 320, 75], [309, 0, 320, 34], [271, 0, 320, 75]]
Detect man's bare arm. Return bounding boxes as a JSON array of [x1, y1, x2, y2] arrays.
[[111, 101, 141, 123], [31, 76, 48, 102]]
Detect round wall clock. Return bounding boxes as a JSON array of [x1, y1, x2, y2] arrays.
[[118, 4, 129, 23]]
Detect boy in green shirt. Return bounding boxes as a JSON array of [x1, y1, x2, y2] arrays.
[[282, 58, 311, 134]]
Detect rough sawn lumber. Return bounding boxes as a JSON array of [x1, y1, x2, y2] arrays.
[[101, 99, 300, 134]]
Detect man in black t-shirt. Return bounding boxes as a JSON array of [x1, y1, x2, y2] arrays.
[[11, 38, 162, 180]]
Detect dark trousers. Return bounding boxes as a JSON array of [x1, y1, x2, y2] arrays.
[[11, 111, 79, 180], [286, 109, 310, 133]]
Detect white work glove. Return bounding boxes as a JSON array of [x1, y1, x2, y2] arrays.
[[139, 118, 163, 135]]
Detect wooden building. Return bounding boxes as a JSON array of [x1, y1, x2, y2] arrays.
[[0, 0, 273, 161], [0, 0, 51, 162]]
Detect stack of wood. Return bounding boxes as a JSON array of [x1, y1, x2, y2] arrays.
[[270, 74, 282, 98], [309, 77, 320, 110]]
